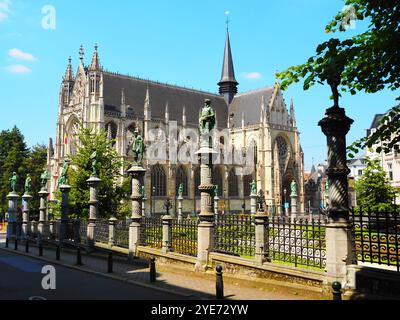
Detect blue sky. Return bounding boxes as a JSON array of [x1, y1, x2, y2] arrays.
[[0, 0, 398, 170]]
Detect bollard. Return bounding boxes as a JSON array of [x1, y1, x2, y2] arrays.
[[107, 252, 113, 273], [5, 237, 8, 248], [39, 242, 43, 257], [332, 281, 342, 301], [56, 244, 60, 260], [25, 239, 29, 253], [14, 238, 18, 251], [76, 246, 82, 266], [216, 265, 224, 300], [149, 257, 156, 282]]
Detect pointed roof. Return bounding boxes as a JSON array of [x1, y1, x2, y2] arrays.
[[63, 57, 74, 82], [219, 30, 238, 85], [89, 44, 101, 71]]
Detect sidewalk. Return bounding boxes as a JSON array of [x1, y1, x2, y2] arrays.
[[0, 238, 326, 300]]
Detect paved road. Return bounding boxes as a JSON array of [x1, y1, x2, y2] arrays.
[[0, 247, 185, 300]]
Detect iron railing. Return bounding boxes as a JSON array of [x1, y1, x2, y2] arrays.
[[268, 216, 327, 270], [214, 214, 255, 258], [114, 220, 129, 248], [172, 218, 198, 257], [94, 219, 109, 244], [140, 217, 162, 249], [350, 208, 400, 272]]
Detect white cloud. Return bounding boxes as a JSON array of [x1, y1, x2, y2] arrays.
[[0, 0, 11, 22], [9, 48, 36, 61], [242, 72, 262, 80], [6, 64, 31, 74]]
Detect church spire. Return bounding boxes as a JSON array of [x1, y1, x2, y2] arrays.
[[218, 29, 238, 105], [64, 56, 74, 82], [89, 44, 101, 71]]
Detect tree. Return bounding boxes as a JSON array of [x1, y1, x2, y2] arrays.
[[56, 125, 130, 220], [277, 1, 400, 155], [355, 158, 396, 213]]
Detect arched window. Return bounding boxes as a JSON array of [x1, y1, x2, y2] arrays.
[[194, 167, 201, 197], [151, 165, 167, 197], [213, 167, 223, 197], [243, 174, 253, 197], [228, 169, 239, 197], [106, 122, 118, 148], [176, 166, 188, 197]]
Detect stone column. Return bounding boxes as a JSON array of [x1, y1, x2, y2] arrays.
[[254, 212, 269, 265], [128, 165, 146, 258], [162, 215, 173, 254], [319, 106, 355, 285], [6, 192, 19, 239], [177, 195, 183, 223], [22, 193, 32, 239], [213, 194, 219, 221], [38, 189, 49, 241], [108, 217, 117, 248], [59, 184, 71, 241], [290, 194, 298, 219], [86, 176, 101, 251], [250, 191, 257, 217], [195, 143, 217, 270], [142, 195, 147, 217]]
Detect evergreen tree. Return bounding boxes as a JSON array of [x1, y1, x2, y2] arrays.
[[57, 125, 130, 220], [355, 158, 397, 213]]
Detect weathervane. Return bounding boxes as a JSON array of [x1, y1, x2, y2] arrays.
[[79, 44, 84, 61]]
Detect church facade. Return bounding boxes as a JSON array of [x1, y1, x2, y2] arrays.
[[47, 31, 305, 215]]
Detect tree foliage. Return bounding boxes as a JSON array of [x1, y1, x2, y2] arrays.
[[277, 1, 400, 155], [355, 158, 397, 213], [56, 125, 130, 220]]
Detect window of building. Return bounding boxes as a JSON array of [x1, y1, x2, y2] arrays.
[[388, 163, 393, 181], [358, 170, 363, 176], [243, 174, 253, 197], [151, 164, 167, 197], [213, 167, 223, 197], [228, 169, 239, 197], [194, 166, 200, 197]]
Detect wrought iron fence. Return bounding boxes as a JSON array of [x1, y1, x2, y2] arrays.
[[350, 208, 400, 272], [172, 218, 198, 257], [140, 217, 162, 249], [268, 216, 327, 270], [214, 214, 255, 258], [95, 219, 109, 244], [114, 220, 129, 249]]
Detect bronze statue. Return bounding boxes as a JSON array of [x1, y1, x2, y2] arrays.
[[325, 180, 329, 196], [40, 169, 49, 189], [290, 180, 297, 196], [250, 180, 257, 195], [178, 183, 184, 197], [199, 99, 216, 135], [132, 128, 145, 165], [90, 150, 98, 176], [58, 161, 69, 186], [9, 172, 17, 193], [24, 174, 32, 194]]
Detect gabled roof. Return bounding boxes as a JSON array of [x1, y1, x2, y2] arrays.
[[229, 86, 275, 128], [103, 72, 228, 127]]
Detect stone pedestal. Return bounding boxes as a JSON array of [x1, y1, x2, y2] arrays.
[[38, 189, 49, 241], [22, 194, 32, 239], [162, 215, 173, 254], [86, 176, 101, 251], [250, 192, 257, 217], [290, 194, 297, 219], [214, 194, 219, 222], [254, 212, 269, 265], [195, 144, 217, 270], [59, 184, 71, 241], [6, 192, 19, 239], [319, 106, 355, 285], [108, 217, 117, 248], [177, 195, 183, 223], [128, 165, 146, 258], [142, 196, 147, 217]]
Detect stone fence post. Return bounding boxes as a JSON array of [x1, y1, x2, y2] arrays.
[[254, 212, 269, 265], [22, 193, 32, 239], [86, 176, 101, 251], [177, 195, 183, 223], [59, 184, 71, 241], [38, 189, 49, 241], [6, 192, 19, 240], [108, 217, 117, 248], [162, 215, 173, 254]]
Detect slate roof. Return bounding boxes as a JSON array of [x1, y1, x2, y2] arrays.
[[229, 86, 275, 128], [103, 72, 228, 128]]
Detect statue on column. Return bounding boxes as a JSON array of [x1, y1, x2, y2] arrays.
[[178, 183, 184, 197], [290, 180, 297, 196], [40, 169, 49, 189], [90, 150, 99, 177], [24, 174, 32, 195], [9, 172, 17, 193], [324, 179, 329, 196], [141, 185, 146, 197], [199, 99, 216, 135], [250, 180, 257, 195], [132, 128, 145, 165], [58, 161, 69, 186], [214, 185, 219, 197]]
